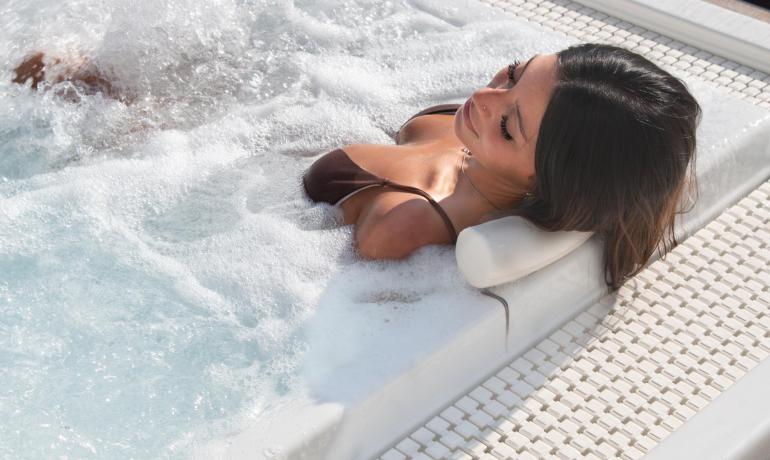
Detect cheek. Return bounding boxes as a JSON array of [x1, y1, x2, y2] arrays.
[[519, 151, 537, 182], [500, 146, 536, 182]]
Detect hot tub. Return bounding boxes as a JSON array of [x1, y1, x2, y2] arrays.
[[1, 0, 768, 459]]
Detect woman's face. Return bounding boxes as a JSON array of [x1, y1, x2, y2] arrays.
[[454, 53, 558, 191]]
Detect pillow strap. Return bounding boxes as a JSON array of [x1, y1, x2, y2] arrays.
[[480, 288, 510, 342]]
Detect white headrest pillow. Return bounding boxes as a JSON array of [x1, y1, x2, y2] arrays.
[[455, 216, 594, 288]]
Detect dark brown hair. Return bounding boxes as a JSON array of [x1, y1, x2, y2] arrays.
[[509, 43, 701, 290]]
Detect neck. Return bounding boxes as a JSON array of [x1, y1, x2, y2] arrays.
[[458, 149, 530, 213]]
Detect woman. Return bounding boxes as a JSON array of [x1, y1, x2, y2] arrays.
[[14, 44, 701, 289], [303, 43, 701, 289]]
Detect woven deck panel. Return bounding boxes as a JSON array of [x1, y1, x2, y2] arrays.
[[479, 0, 770, 109], [378, 179, 769, 459]]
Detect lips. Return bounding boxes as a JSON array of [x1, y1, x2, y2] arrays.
[[463, 99, 478, 137]]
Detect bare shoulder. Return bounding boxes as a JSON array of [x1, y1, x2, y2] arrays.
[[339, 142, 402, 159], [396, 114, 457, 145], [354, 191, 454, 259]]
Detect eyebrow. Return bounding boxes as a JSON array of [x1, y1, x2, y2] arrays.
[[511, 55, 537, 142]]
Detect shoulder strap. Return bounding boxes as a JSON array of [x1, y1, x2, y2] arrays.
[[381, 180, 458, 244], [395, 104, 463, 142], [406, 103, 463, 121]]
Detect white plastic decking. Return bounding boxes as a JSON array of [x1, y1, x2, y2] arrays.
[[481, 0, 770, 109], [378, 179, 769, 459], [376, 0, 770, 459]]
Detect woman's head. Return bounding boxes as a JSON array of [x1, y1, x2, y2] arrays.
[[464, 43, 702, 289], [454, 53, 558, 195]]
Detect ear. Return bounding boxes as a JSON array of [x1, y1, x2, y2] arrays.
[[526, 172, 536, 188]]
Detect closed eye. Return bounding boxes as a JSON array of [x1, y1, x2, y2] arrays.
[[507, 60, 521, 84], [500, 60, 521, 141], [500, 115, 513, 141]]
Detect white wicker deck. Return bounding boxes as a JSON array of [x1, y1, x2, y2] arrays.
[[481, 0, 770, 108], [378, 179, 769, 459], [376, 0, 770, 459]]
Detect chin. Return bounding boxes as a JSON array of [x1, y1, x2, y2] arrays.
[[453, 114, 468, 145], [453, 112, 462, 136]]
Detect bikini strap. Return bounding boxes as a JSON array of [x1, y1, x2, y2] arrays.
[[381, 180, 458, 244]]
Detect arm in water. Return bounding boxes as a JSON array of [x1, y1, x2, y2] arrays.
[[12, 52, 129, 103]]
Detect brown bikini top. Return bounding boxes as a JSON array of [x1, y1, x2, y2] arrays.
[[302, 104, 461, 243]]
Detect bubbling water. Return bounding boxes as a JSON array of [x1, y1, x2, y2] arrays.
[[0, 0, 580, 457]]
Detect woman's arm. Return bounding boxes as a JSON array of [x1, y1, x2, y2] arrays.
[[12, 52, 48, 89], [12, 52, 124, 101]]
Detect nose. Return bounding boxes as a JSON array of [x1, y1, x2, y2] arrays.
[[471, 86, 504, 118]]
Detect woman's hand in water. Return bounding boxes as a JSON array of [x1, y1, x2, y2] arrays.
[[12, 52, 128, 103], [12, 52, 56, 89]]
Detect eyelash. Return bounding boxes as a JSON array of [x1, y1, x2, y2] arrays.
[[500, 60, 521, 141], [500, 115, 513, 141], [507, 60, 520, 83]]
